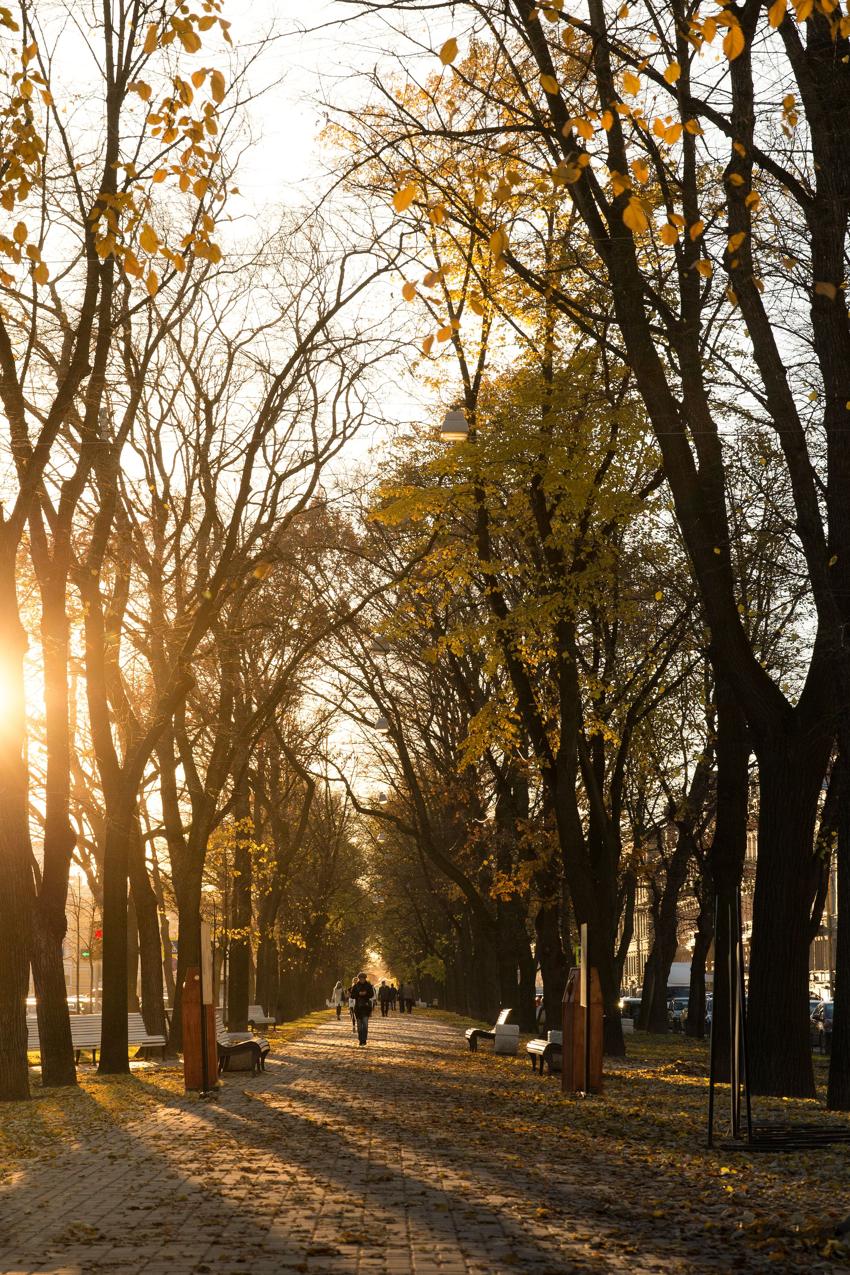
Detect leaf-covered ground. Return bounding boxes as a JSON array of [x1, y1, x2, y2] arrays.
[[2, 1008, 848, 1273]]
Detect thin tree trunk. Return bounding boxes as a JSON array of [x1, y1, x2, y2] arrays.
[[227, 778, 253, 1032], [128, 822, 167, 1038], [98, 787, 134, 1074], [0, 550, 35, 1101], [32, 587, 77, 1087], [686, 874, 712, 1041], [535, 893, 567, 1035], [126, 892, 140, 1014]]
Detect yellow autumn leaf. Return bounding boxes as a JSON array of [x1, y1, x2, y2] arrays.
[[601, 110, 614, 130], [663, 61, 681, 84], [143, 23, 158, 54], [468, 296, 485, 316], [139, 224, 159, 254], [768, 0, 787, 25], [210, 69, 226, 103], [145, 269, 159, 296], [684, 119, 703, 135], [439, 37, 458, 65], [689, 220, 704, 241], [122, 251, 143, 278], [12, 222, 27, 244], [540, 73, 559, 94], [421, 334, 435, 355], [489, 226, 507, 261], [401, 281, 417, 302], [623, 197, 649, 234], [622, 70, 641, 95], [723, 23, 745, 60], [252, 561, 273, 579], [814, 281, 837, 299], [191, 68, 208, 88], [392, 185, 417, 213], [630, 159, 649, 182], [694, 258, 713, 278], [436, 324, 453, 342], [727, 232, 746, 253], [659, 222, 679, 246], [33, 261, 49, 285]]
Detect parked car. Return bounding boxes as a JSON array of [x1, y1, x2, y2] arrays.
[[619, 996, 642, 1020], [667, 996, 689, 1031], [811, 1001, 833, 1054]]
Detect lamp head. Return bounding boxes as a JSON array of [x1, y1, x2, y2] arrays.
[[439, 408, 469, 442]]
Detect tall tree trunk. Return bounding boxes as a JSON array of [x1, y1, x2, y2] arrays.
[[128, 822, 167, 1038], [32, 587, 77, 1087], [98, 786, 134, 1074], [828, 747, 850, 1109], [686, 872, 712, 1041], [171, 865, 202, 1047], [496, 897, 536, 1030], [0, 551, 35, 1101], [748, 737, 827, 1097], [126, 892, 140, 1013], [535, 893, 567, 1035], [707, 678, 750, 1083], [227, 780, 253, 1032]]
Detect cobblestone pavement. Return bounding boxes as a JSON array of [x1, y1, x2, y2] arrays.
[[0, 1013, 833, 1274]]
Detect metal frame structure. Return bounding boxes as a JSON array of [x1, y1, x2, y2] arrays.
[[707, 888, 850, 1151]]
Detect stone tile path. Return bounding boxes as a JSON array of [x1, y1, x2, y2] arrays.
[[0, 1013, 827, 1274]]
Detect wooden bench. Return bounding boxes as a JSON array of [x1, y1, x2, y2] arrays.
[[215, 1010, 270, 1075], [527, 1036, 562, 1075], [465, 1008, 513, 1051], [247, 1003, 276, 1031], [26, 1013, 166, 1065]]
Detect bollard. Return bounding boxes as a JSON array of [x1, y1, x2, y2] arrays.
[[182, 966, 217, 1094], [561, 966, 603, 1094]]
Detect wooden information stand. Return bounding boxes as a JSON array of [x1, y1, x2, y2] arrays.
[[182, 966, 217, 1094], [561, 965, 604, 1094]]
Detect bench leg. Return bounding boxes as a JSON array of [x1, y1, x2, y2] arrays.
[[468, 1035, 478, 1052]]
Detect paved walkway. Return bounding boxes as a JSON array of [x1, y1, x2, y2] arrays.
[[0, 1013, 837, 1274]]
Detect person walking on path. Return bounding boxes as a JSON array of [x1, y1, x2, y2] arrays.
[[402, 982, 416, 1014], [331, 980, 345, 1020], [378, 979, 392, 1017], [349, 971, 375, 1046], [389, 983, 398, 1011]]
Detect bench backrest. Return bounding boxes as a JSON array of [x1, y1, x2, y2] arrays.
[[496, 1008, 513, 1026], [26, 1012, 164, 1052]]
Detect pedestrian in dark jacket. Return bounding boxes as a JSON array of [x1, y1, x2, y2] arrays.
[[378, 979, 392, 1016], [349, 972, 375, 1046]]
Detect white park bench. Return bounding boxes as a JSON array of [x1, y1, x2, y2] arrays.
[[247, 1003, 276, 1031], [526, 1030, 563, 1076], [26, 1012, 166, 1065], [214, 1010, 270, 1075], [465, 1008, 516, 1052]]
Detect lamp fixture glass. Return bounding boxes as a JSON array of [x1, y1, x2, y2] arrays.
[[439, 408, 469, 442]]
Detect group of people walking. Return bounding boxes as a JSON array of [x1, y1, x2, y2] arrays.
[[329, 975, 419, 1047]]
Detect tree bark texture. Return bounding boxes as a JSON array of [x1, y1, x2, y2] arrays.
[[0, 552, 35, 1101], [828, 748, 850, 1109]]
